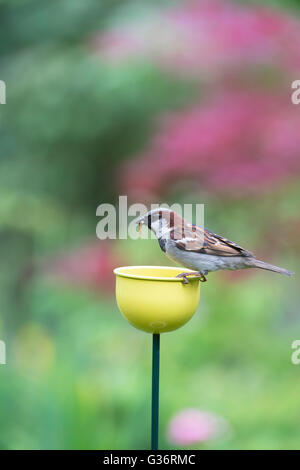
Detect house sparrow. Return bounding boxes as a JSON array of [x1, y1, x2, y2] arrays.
[[136, 208, 293, 284]]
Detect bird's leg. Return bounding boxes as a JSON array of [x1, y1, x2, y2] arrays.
[[199, 271, 208, 282], [176, 271, 207, 284]]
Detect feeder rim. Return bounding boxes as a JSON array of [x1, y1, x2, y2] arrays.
[[113, 266, 201, 282]]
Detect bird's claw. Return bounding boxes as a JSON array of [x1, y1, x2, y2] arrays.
[[176, 271, 207, 284]]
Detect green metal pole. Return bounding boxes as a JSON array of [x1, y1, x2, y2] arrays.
[[151, 333, 160, 450]]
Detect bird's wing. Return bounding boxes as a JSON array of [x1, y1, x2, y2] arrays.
[[171, 223, 253, 257]]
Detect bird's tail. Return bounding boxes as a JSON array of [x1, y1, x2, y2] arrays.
[[251, 259, 294, 277]]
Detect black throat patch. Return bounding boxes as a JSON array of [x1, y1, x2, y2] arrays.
[[158, 237, 166, 253]]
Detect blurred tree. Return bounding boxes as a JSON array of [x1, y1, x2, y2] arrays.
[[0, 0, 190, 209]]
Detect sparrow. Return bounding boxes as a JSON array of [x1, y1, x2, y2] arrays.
[[136, 208, 293, 284]]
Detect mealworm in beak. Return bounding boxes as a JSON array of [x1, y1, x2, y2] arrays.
[[137, 221, 145, 237]]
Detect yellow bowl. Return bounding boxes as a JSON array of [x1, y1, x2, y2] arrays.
[[114, 266, 201, 334]]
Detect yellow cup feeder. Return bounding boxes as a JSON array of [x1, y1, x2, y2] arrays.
[[114, 266, 201, 449]]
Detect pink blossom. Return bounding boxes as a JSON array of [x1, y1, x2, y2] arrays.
[[94, 1, 300, 199], [167, 409, 229, 446], [121, 90, 300, 198], [44, 241, 126, 293], [94, 0, 300, 75]]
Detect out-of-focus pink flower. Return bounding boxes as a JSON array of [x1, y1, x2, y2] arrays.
[[91, 31, 142, 63], [121, 90, 300, 198], [44, 241, 126, 293], [93, 0, 300, 199], [94, 0, 300, 75], [167, 408, 229, 446]]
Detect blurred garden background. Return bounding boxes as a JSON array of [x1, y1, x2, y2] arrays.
[[0, 0, 300, 449]]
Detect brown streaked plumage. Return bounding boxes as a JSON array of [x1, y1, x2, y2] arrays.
[[171, 223, 253, 257]]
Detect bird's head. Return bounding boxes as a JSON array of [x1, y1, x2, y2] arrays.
[[136, 208, 182, 238]]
